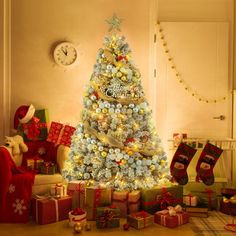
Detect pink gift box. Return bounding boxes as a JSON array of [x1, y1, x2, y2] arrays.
[[67, 181, 85, 209], [154, 211, 189, 228], [112, 191, 129, 217], [112, 190, 140, 217]]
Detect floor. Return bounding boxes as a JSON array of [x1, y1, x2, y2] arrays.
[[0, 218, 196, 236]]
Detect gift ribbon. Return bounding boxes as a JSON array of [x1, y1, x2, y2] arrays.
[[35, 195, 59, 223], [205, 188, 214, 209], [142, 187, 182, 209], [43, 162, 54, 174], [92, 188, 102, 218], [74, 183, 85, 208], [71, 216, 86, 223]]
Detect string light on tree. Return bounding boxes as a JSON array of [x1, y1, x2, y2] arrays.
[[62, 15, 170, 190], [156, 22, 227, 103]]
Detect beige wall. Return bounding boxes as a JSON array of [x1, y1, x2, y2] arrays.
[[0, 0, 235, 138], [10, 0, 151, 130]]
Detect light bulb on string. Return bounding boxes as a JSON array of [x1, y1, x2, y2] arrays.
[[156, 22, 227, 103]]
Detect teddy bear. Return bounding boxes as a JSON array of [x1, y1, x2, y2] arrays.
[[3, 135, 28, 166]]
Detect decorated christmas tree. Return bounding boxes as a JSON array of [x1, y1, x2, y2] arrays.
[[62, 14, 169, 190]]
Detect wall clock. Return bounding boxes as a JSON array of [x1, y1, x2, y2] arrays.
[[53, 42, 78, 67]]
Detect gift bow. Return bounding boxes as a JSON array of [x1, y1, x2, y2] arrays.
[[156, 189, 175, 209], [98, 209, 118, 228], [158, 204, 183, 216], [71, 208, 86, 216]]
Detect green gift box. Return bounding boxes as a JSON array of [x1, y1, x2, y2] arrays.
[[141, 185, 183, 214], [96, 206, 120, 228], [40, 162, 57, 175], [85, 187, 112, 220], [22, 109, 49, 141], [190, 189, 218, 210]]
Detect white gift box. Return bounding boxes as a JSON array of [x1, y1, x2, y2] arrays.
[[183, 195, 198, 206], [50, 183, 67, 197], [68, 210, 87, 227]]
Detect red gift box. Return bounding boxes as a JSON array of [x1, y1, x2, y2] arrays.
[[46, 122, 64, 143], [58, 125, 75, 147], [154, 210, 189, 228], [32, 196, 72, 225]]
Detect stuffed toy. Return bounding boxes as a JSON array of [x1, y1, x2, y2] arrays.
[[3, 135, 28, 166]]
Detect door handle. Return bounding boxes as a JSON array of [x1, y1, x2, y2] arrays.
[[213, 115, 225, 120]]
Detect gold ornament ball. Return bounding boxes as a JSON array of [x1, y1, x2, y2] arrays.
[[127, 150, 133, 156], [230, 195, 236, 204], [101, 151, 108, 157], [116, 72, 122, 77], [85, 133, 90, 138], [223, 197, 230, 203], [92, 103, 98, 109], [139, 109, 144, 115], [150, 165, 156, 171], [160, 160, 166, 166], [102, 108, 108, 114], [74, 222, 82, 233], [92, 145, 98, 151], [121, 76, 127, 81]]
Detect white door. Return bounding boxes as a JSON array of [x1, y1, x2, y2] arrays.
[[153, 22, 231, 182]]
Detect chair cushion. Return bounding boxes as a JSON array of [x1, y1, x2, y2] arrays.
[[34, 173, 63, 186]]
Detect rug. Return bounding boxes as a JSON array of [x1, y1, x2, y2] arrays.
[[190, 211, 236, 236]]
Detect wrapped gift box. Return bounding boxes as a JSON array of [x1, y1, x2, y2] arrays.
[[67, 180, 86, 209], [112, 190, 140, 217], [127, 211, 154, 229], [68, 208, 87, 227], [46, 121, 64, 144], [27, 157, 44, 172], [32, 196, 72, 225], [112, 190, 129, 217], [185, 207, 208, 218], [58, 125, 76, 147], [141, 185, 183, 214], [85, 186, 112, 220], [96, 206, 120, 228], [40, 162, 57, 175], [50, 184, 67, 197], [154, 210, 189, 228], [183, 194, 198, 207], [128, 190, 141, 214], [22, 109, 49, 141], [191, 189, 218, 210]]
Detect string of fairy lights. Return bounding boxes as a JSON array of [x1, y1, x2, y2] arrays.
[[156, 22, 227, 103]]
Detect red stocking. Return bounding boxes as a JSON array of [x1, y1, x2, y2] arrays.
[[170, 142, 197, 185], [196, 142, 223, 185]]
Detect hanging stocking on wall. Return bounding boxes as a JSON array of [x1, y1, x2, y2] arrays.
[[170, 142, 197, 185], [196, 142, 223, 186]]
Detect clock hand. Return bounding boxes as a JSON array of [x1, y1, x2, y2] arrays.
[[62, 48, 68, 56]]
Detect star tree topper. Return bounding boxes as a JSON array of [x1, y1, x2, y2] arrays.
[[106, 14, 123, 32]]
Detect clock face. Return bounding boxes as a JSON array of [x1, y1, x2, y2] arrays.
[[53, 42, 77, 67]]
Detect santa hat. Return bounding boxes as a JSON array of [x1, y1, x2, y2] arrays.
[[14, 104, 35, 129]]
